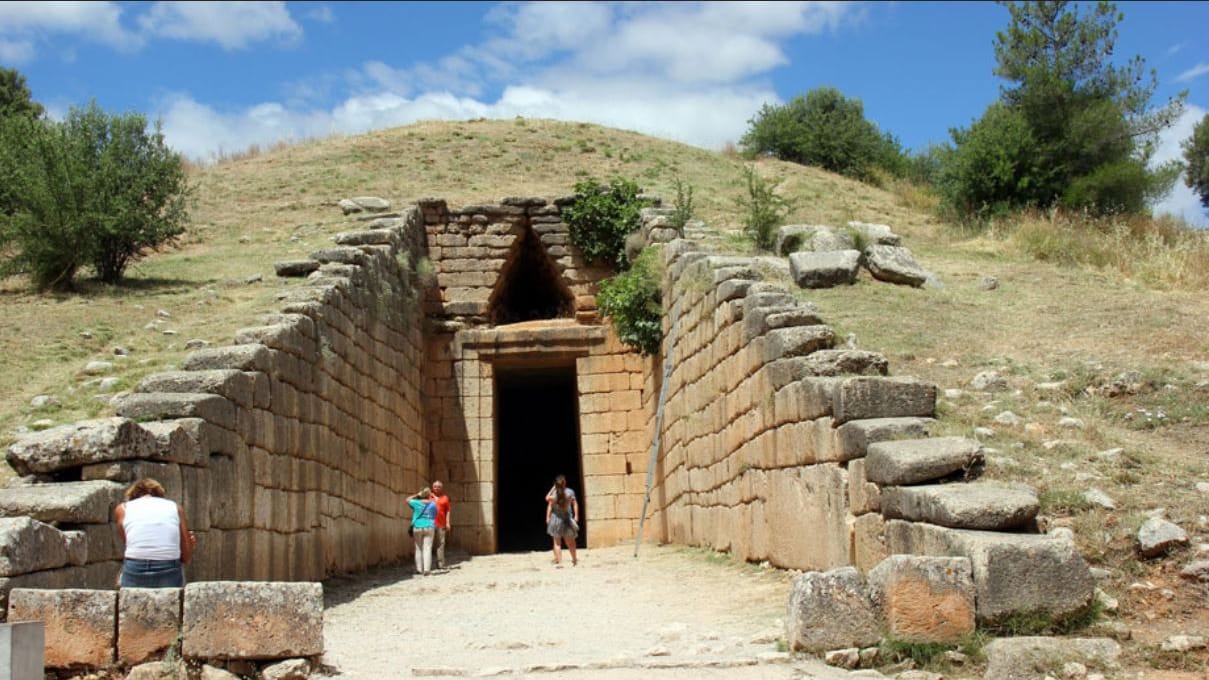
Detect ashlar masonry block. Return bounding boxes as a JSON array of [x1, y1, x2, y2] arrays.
[[7, 588, 115, 669]]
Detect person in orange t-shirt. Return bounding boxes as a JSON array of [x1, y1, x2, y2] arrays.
[[430, 480, 452, 570]]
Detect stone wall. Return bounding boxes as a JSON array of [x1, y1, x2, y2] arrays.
[[1, 207, 430, 597]]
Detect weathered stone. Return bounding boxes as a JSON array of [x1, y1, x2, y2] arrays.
[[866, 555, 976, 643], [863, 245, 928, 287], [310, 247, 367, 265], [0, 480, 124, 524], [763, 325, 836, 361], [983, 637, 1119, 680], [832, 377, 937, 424], [865, 437, 982, 486], [743, 306, 823, 338], [1137, 518, 1189, 557], [138, 419, 209, 466], [971, 370, 1008, 392], [785, 567, 879, 652], [340, 196, 390, 214], [127, 660, 187, 680], [136, 370, 255, 409], [7, 589, 115, 669], [809, 226, 857, 252], [1082, 488, 1116, 510], [115, 393, 237, 432], [201, 664, 241, 680], [119, 588, 182, 665], [5, 417, 159, 476], [182, 582, 323, 659], [333, 230, 393, 246], [836, 417, 933, 461], [273, 260, 319, 277], [1160, 635, 1206, 652], [774, 224, 819, 255], [0, 518, 69, 576], [181, 345, 272, 372], [789, 250, 861, 288], [796, 350, 888, 378], [880, 482, 1039, 530], [885, 520, 1095, 623], [847, 221, 901, 246], [262, 658, 313, 680], [824, 648, 860, 668], [1180, 559, 1209, 582]]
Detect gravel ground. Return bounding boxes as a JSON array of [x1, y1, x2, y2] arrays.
[[319, 544, 855, 679]]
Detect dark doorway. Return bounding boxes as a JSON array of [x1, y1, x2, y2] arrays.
[[495, 363, 585, 552]]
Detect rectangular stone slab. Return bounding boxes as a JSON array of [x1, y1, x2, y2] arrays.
[[881, 482, 1039, 530], [5, 418, 159, 476], [182, 582, 323, 659], [7, 589, 115, 669], [0, 481, 125, 524], [118, 588, 182, 665], [0, 518, 69, 577], [865, 437, 982, 486]]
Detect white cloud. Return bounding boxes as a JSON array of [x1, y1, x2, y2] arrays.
[[159, 1, 862, 161], [306, 5, 334, 25], [1167, 42, 1186, 56], [1175, 62, 1209, 84], [137, 1, 302, 50], [1152, 105, 1208, 228], [0, 38, 34, 63], [0, 1, 139, 55]]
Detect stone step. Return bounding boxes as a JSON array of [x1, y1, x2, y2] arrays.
[[880, 481, 1040, 530], [865, 436, 982, 486], [885, 519, 1094, 624], [0, 481, 125, 524], [835, 417, 933, 461]]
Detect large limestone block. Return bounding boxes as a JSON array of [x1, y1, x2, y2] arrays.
[[797, 350, 888, 378], [765, 466, 850, 571], [850, 513, 887, 571], [832, 377, 936, 424], [5, 417, 159, 476], [983, 637, 1120, 680], [885, 520, 1094, 623], [881, 481, 1039, 530], [182, 582, 323, 659], [847, 221, 902, 246], [82, 460, 182, 503], [0, 563, 121, 614], [775, 224, 820, 255], [182, 345, 272, 373], [136, 370, 256, 409], [0, 480, 124, 524], [863, 245, 928, 287], [836, 417, 933, 461], [7, 588, 115, 669], [786, 567, 880, 652], [789, 250, 861, 289], [0, 517, 70, 576], [764, 325, 836, 361], [119, 588, 182, 665], [865, 437, 982, 486], [116, 393, 237, 432], [866, 555, 975, 643], [139, 419, 210, 466]]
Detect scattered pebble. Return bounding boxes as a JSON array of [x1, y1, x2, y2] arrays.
[[994, 411, 1022, 426], [1137, 517, 1188, 557], [113, 346, 130, 356], [156, 309, 171, 318], [245, 273, 263, 284], [83, 361, 113, 375], [31, 419, 55, 430], [30, 395, 59, 408], [978, 276, 998, 291], [973, 427, 995, 439], [971, 370, 1008, 392], [79, 331, 94, 339], [1057, 416, 1085, 429], [1179, 560, 1209, 582], [97, 378, 121, 393], [185, 339, 210, 350], [1083, 488, 1116, 510], [1161, 635, 1206, 652]]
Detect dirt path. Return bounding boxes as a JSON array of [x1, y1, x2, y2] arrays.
[[319, 544, 854, 679]]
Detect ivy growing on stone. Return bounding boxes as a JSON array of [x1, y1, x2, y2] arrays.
[[596, 247, 663, 355], [564, 177, 647, 271]]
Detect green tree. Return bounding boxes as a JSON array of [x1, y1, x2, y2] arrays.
[[740, 87, 898, 182], [942, 1, 1184, 219], [0, 101, 190, 289], [1183, 113, 1209, 211], [737, 165, 792, 251], [0, 67, 43, 120]]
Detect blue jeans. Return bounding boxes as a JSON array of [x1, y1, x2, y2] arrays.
[[121, 558, 184, 588]]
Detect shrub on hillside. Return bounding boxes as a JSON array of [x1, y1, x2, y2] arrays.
[[737, 165, 792, 251], [0, 101, 190, 289], [740, 87, 904, 183], [564, 177, 648, 270]]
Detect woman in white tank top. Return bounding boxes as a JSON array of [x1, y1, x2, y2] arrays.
[[113, 478, 196, 587]]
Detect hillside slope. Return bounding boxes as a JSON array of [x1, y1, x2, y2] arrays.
[[1, 118, 1206, 672]]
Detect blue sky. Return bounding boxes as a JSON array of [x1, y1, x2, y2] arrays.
[[3, 1, 1207, 224]]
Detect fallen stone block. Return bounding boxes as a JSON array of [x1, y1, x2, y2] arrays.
[[1136, 517, 1188, 558], [863, 245, 928, 287], [880, 481, 1039, 530], [865, 437, 982, 486], [847, 221, 902, 246], [0, 480, 124, 524], [789, 250, 861, 289], [273, 260, 319, 277], [5, 417, 160, 476], [262, 658, 312, 680], [866, 555, 975, 643], [832, 377, 937, 424], [775, 224, 819, 255], [786, 567, 880, 652], [0, 518, 69, 577], [836, 417, 933, 461], [119, 588, 182, 666], [885, 520, 1094, 623], [983, 637, 1120, 680], [182, 582, 323, 659], [7, 588, 115, 669], [338, 196, 391, 214], [333, 229, 393, 246]]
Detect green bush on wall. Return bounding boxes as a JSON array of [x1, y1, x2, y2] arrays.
[[597, 247, 663, 355], [563, 177, 647, 270]]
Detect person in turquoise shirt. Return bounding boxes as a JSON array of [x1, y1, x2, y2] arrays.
[[407, 488, 438, 575]]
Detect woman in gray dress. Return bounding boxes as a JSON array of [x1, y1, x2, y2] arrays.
[[545, 474, 579, 566]]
